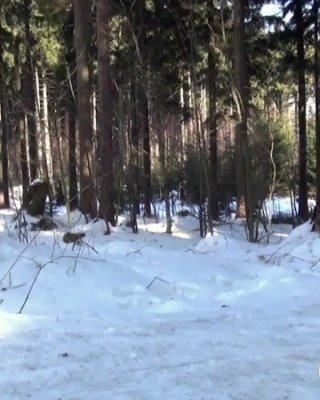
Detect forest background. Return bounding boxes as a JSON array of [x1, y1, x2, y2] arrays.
[[0, 0, 320, 242]]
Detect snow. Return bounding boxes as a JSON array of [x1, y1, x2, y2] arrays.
[[264, 196, 316, 220], [0, 208, 320, 399]]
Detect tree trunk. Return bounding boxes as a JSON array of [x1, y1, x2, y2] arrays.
[[14, 38, 29, 199], [0, 43, 10, 208], [130, 75, 140, 216], [96, 0, 115, 226], [23, 0, 38, 181], [313, 0, 320, 231], [295, 0, 309, 221], [207, 2, 219, 221], [74, 0, 97, 218], [139, 0, 152, 217], [67, 104, 78, 210], [42, 73, 53, 186], [63, 4, 78, 211], [234, 0, 246, 218], [35, 66, 43, 178], [233, 0, 254, 241], [142, 88, 152, 217]]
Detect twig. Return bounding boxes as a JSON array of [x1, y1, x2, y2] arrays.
[[82, 240, 98, 254], [263, 241, 300, 264], [185, 248, 197, 253], [50, 229, 60, 260], [18, 263, 43, 314], [126, 246, 145, 256], [1, 282, 26, 291], [310, 259, 320, 269], [146, 276, 171, 290], [67, 244, 82, 275], [0, 230, 41, 285]]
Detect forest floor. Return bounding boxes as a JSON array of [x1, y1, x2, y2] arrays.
[[0, 208, 319, 399]]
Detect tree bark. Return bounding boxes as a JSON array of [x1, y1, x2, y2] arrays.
[[74, 0, 97, 218], [295, 0, 309, 221], [63, 4, 78, 211], [14, 38, 29, 199], [234, 0, 254, 241], [234, 0, 246, 219], [96, 0, 115, 226], [23, 0, 38, 181], [139, 0, 152, 217], [142, 87, 152, 217], [42, 73, 53, 187], [313, 0, 320, 231], [67, 104, 78, 210], [208, 2, 219, 221], [0, 43, 10, 208], [130, 75, 140, 216]]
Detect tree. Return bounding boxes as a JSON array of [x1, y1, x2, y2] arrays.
[[0, 36, 9, 208], [234, 0, 254, 240], [139, 0, 152, 217], [313, 0, 320, 231], [207, 0, 219, 221], [234, 0, 247, 218], [63, 4, 78, 210], [280, 0, 310, 220], [295, 0, 309, 220], [23, 0, 38, 182], [74, 0, 97, 218], [96, 0, 115, 226]]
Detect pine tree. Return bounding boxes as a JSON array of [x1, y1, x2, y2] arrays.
[[96, 0, 115, 226], [74, 0, 97, 218]]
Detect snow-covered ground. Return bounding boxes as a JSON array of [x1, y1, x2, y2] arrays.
[[0, 209, 320, 399]]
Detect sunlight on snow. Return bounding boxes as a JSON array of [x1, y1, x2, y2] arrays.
[[171, 231, 192, 239], [0, 313, 30, 338]]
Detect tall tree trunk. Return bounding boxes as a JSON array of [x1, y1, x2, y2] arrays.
[[63, 4, 78, 211], [74, 0, 97, 218], [0, 43, 10, 208], [139, 0, 152, 217], [234, 0, 254, 240], [96, 0, 115, 226], [157, 112, 171, 234], [234, 0, 246, 218], [142, 88, 152, 216], [130, 75, 140, 216], [14, 38, 29, 199], [313, 0, 320, 231], [35, 66, 43, 178], [23, 0, 38, 181], [208, 2, 219, 221], [41, 73, 54, 216], [42, 73, 53, 186], [295, 0, 309, 221], [67, 103, 78, 210]]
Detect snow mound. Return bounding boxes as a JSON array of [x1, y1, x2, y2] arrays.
[[261, 221, 320, 271], [102, 240, 140, 256], [172, 215, 198, 233], [195, 232, 238, 253]]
